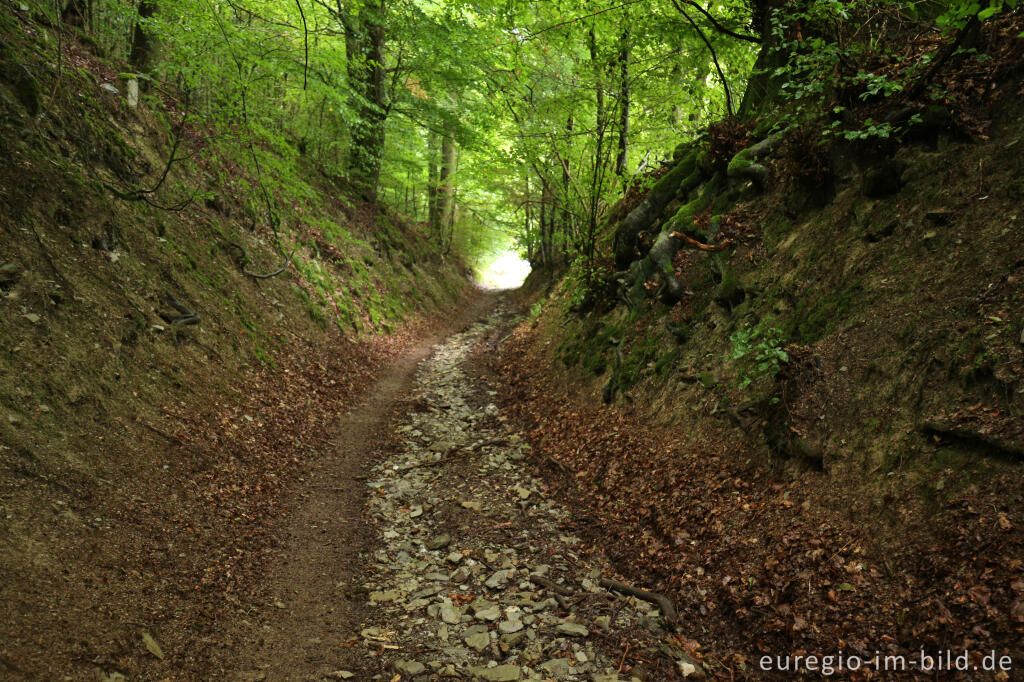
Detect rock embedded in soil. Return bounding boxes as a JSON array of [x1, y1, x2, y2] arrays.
[[426, 533, 451, 550], [556, 622, 590, 637], [467, 664, 524, 681], [392, 659, 426, 677]]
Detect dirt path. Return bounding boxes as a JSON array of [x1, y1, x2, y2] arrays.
[[230, 299, 688, 681], [230, 293, 500, 681]]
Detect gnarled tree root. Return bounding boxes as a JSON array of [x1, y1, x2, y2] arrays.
[[612, 148, 710, 269], [226, 241, 295, 279], [727, 133, 782, 192], [159, 293, 200, 345]]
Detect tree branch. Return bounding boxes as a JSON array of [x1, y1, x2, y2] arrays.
[[671, 0, 733, 116], [674, 0, 761, 43]]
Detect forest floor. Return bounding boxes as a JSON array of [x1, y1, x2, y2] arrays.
[[7, 282, 1019, 682], [227, 295, 684, 682]]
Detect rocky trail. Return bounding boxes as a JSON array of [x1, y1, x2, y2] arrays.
[[234, 299, 688, 682]]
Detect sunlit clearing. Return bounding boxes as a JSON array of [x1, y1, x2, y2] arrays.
[[476, 250, 531, 289]]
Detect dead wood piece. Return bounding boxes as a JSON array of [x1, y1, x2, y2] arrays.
[[528, 575, 574, 596], [668, 231, 735, 252], [529, 575, 573, 610], [600, 577, 678, 631], [140, 422, 184, 445]]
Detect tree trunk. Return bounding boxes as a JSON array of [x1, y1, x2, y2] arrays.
[[561, 115, 573, 254], [61, 0, 89, 28], [439, 131, 457, 233], [344, 0, 387, 201], [427, 131, 439, 237], [129, 0, 157, 73], [738, 0, 787, 118], [615, 23, 630, 180]]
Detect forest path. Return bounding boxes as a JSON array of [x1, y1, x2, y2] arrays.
[[233, 299, 681, 681], [228, 291, 496, 681]]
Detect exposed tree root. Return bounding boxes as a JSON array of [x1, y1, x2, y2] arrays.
[[726, 133, 781, 192], [159, 293, 200, 345], [226, 241, 296, 279]]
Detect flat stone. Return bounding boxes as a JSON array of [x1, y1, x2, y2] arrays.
[[426, 534, 451, 550], [393, 660, 426, 677], [500, 631, 527, 648], [369, 590, 401, 603], [467, 664, 523, 681], [474, 604, 501, 621], [498, 617, 523, 634], [326, 672, 355, 680], [439, 602, 463, 624], [485, 570, 511, 589], [446, 551, 464, 564], [556, 622, 589, 637], [464, 625, 490, 651], [539, 658, 571, 677], [410, 585, 443, 600]]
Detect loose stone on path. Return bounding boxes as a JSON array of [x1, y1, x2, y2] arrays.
[[355, 307, 688, 680]]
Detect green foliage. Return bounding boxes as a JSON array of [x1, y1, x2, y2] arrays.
[[936, 0, 1020, 30], [31, 0, 1003, 281], [562, 255, 610, 310], [766, 1, 918, 138], [730, 321, 789, 388]]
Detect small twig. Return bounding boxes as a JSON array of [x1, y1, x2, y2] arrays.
[[618, 643, 631, 674]]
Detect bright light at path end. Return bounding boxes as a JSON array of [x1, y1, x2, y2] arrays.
[[477, 250, 531, 289]]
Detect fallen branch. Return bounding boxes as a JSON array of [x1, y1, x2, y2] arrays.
[[140, 422, 185, 445], [529, 575, 572, 611], [669, 231, 735, 252], [528, 575, 574, 596], [600, 577, 678, 631]]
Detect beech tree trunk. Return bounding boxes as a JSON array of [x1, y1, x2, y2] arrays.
[[129, 0, 158, 73], [427, 131, 440, 238], [439, 131, 457, 233], [343, 0, 387, 201], [615, 23, 630, 179]]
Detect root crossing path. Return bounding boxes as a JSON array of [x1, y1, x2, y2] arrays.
[[234, 300, 688, 682]]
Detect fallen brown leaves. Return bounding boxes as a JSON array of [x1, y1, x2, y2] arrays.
[[492, 320, 1024, 680]]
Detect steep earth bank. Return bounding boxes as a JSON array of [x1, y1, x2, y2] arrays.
[[493, 29, 1024, 678], [0, 9, 470, 679]]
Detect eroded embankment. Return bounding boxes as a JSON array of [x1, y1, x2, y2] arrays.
[[494, 310, 1023, 680]]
